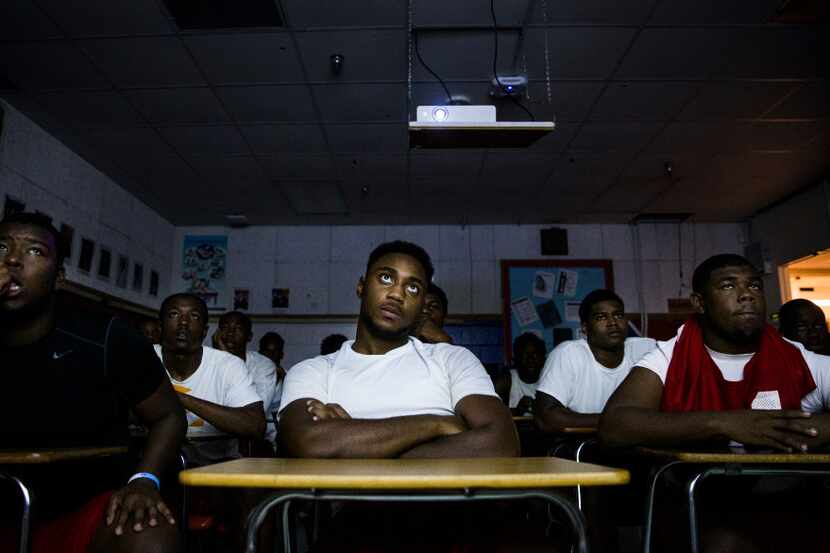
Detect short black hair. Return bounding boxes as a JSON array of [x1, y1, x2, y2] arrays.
[[159, 293, 208, 322], [219, 310, 252, 333], [259, 331, 284, 350], [692, 254, 757, 294], [320, 333, 348, 355], [779, 299, 823, 333], [579, 289, 624, 324], [426, 282, 449, 314], [366, 240, 434, 284], [0, 211, 66, 267], [513, 332, 546, 356]]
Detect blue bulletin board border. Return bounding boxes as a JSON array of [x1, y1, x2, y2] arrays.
[[500, 259, 614, 365]]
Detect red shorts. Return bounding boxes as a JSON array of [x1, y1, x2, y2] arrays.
[[0, 491, 112, 553]]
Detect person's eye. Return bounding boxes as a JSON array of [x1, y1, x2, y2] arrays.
[[0, 243, 7, 252], [28, 247, 44, 256], [379, 273, 393, 284], [749, 282, 762, 290], [614, 313, 625, 320], [594, 314, 606, 321], [406, 283, 420, 295], [721, 283, 734, 290]]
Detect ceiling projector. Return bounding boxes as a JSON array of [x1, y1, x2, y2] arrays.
[[415, 105, 496, 123]]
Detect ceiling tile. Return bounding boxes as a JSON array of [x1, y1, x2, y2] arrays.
[[525, 122, 578, 153], [677, 81, 795, 121], [240, 124, 328, 153], [593, 177, 668, 212], [125, 88, 230, 124], [481, 152, 555, 178], [327, 123, 407, 152], [409, 150, 485, 176], [296, 30, 406, 82], [0, 42, 108, 90], [282, 0, 405, 28], [216, 85, 316, 122], [80, 37, 205, 87], [336, 154, 407, 176], [37, 0, 172, 37], [766, 81, 830, 119], [570, 122, 660, 152], [524, 28, 636, 80], [82, 127, 178, 171], [160, 125, 248, 156], [1, 1, 62, 40], [187, 155, 268, 186], [313, 83, 407, 122], [647, 122, 753, 154], [183, 33, 303, 84], [412, 31, 522, 81], [623, 153, 711, 178], [279, 181, 347, 214], [617, 28, 732, 79], [713, 28, 825, 79], [343, 177, 408, 213], [650, 0, 783, 24], [590, 82, 699, 121], [531, 0, 653, 24], [413, 0, 530, 26], [259, 154, 335, 179], [35, 90, 144, 128]]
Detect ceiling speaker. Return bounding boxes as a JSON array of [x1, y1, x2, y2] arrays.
[[540, 227, 568, 256]]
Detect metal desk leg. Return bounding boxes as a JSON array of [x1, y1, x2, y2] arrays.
[[245, 490, 590, 553], [0, 473, 33, 553], [642, 461, 683, 553], [574, 439, 597, 511]]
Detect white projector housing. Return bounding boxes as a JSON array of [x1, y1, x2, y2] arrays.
[[416, 105, 496, 124]]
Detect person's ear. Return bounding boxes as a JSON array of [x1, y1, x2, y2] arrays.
[[356, 276, 365, 298], [580, 321, 588, 336], [690, 292, 705, 315]]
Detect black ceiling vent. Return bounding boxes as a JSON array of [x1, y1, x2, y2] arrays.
[[163, 0, 284, 30]]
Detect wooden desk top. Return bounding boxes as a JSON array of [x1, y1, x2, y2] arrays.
[[0, 446, 128, 465], [636, 447, 830, 464], [560, 427, 597, 435], [512, 416, 533, 422], [179, 457, 630, 490]]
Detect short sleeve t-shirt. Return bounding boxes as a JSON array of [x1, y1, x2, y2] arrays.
[[0, 314, 166, 515], [536, 338, 657, 413], [154, 345, 261, 463], [244, 350, 277, 412], [636, 326, 830, 413], [280, 337, 498, 418], [508, 370, 539, 410]]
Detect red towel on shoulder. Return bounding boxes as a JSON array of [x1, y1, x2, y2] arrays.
[[661, 317, 816, 412]]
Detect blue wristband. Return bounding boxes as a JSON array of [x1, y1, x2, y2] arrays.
[[127, 472, 160, 489]]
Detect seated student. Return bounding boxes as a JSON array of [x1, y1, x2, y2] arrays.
[[494, 332, 547, 415], [280, 241, 528, 551], [779, 298, 830, 355], [320, 333, 348, 355], [280, 240, 517, 458], [0, 212, 186, 553], [155, 294, 265, 466], [258, 331, 286, 380], [535, 290, 656, 432], [412, 282, 453, 344], [601, 254, 830, 553], [138, 317, 161, 345]]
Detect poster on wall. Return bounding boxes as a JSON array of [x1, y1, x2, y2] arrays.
[[233, 288, 250, 310], [272, 288, 289, 309], [501, 259, 613, 365], [181, 235, 227, 309]]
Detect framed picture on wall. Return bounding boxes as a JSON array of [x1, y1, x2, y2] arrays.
[[97, 248, 112, 280], [78, 238, 95, 273], [501, 259, 614, 365], [149, 270, 159, 297], [115, 255, 129, 288], [132, 263, 144, 292]]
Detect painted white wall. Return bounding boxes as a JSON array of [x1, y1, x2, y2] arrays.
[[750, 180, 830, 312], [0, 101, 174, 307]]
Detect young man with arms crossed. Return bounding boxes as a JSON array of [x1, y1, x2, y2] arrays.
[[280, 241, 528, 551], [601, 254, 830, 553], [0, 213, 186, 553]]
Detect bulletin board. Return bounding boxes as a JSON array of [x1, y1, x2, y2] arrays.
[[501, 259, 614, 365]]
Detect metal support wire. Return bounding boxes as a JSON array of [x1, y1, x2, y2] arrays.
[[0, 472, 33, 553]]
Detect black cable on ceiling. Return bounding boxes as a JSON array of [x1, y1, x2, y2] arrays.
[[490, 0, 535, 121], [414, 32, 454, 105]]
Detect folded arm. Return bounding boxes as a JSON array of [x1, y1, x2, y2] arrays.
[[600, 366, 818, 452], [401, 395, 520, 458], [534, 391, 599, 433], [178, 394, 265, 439], [280, 398, 466, 458]]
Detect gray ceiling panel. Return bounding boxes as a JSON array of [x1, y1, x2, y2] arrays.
[[125, 88, 230, 124], [650, 0, 784, 24], [590, 82, 699, 121], [413, 0, 530, 27], [677, 81, 795, 121], [35, 90, 145, 128], [313, 83, 407, 122], [767, 81, 830, 119], [183, 33, 304, 85], [160, 125, 248, 156], [259, 154, 336, 179], [282, 0, 406, 28], [216, 85, 316, 122], [296, 30, 406, 82], [37, 0, 173, 37], [524, 28, 637, 80], [240, 124, 328, 153], [617, 28, 732, 79], [327, 123, 408, 152], [1, 1, 63, 40], [280, 180, 347, 214], [0, 42, 108, 90], [410, 150, 485, 177], [336, 154, 407, 177], [80, 37, 205, 87], [188, 155, 268, 186], [570, 122, 661, 152], [713, 28, 825, 79]]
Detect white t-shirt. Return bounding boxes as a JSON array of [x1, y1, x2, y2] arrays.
[[536, 338, 657, 413], [280, 337, 498, 419], [245, 350, 279, 443], [155, 345, 262, 463], [508, 369, 539, 411], [636, 325, 830, 413]]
